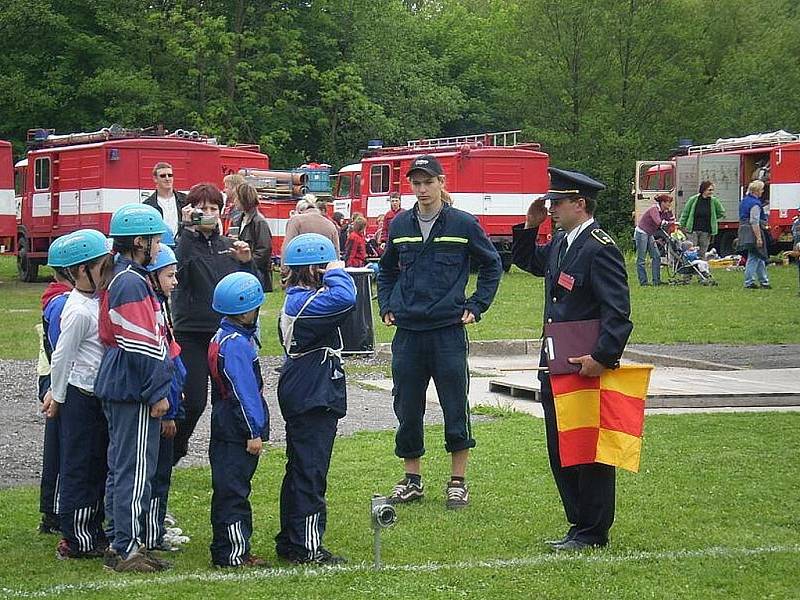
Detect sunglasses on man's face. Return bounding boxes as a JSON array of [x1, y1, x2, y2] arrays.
[[158, 173, 174, 179]]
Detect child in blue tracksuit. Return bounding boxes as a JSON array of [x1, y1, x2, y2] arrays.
[[208, 272, 269, 568], [275, 233, 357, 565], [95, 204, 173, 573], [36, 236, 73, 534], [43, 229, 111, 560], [144, 243, 187, 552]]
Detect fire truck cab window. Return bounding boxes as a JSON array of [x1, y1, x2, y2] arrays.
[[638, 163, 671, 192], [353, 174, 361, 197], [337, 174, 351, 197], [15, 169, 26, 196], [34, 158, 50, 191], [370, 165, 390, 194]]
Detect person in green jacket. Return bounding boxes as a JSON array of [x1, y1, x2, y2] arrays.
[[679, 180, 726, 258]]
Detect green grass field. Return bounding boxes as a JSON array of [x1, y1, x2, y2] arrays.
[[0, 411, 798, 599], [1, 255, 798, 359]]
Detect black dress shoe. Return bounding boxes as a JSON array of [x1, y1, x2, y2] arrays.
[[552, 539, 606, 552], [545, 534, 572, 546]]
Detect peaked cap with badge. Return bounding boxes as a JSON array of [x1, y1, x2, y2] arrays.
[[541, 167, 606, 203]]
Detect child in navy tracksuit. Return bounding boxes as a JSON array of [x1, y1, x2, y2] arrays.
[[95, 204, 173, 573], [43, 229, 111, 560], [144, 243, 187, 552], [36, 238, 73, 534], [275, 233, 356, 565], [207, 272, 269, 568]]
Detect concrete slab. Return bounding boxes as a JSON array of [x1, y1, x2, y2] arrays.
[[487, 366, 800, 409]]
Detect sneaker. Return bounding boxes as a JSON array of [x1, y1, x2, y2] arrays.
[[165, 526, 183, 536], [214, 554, 269, 568], [164, 531, 190, 545], [387, 477, 424, 504], [150, 539, 183, 553], [55, 538, 104, 560], [744, 283, 759, 289], [39, 513, 60, 535], [164, 512, 177, 527], [445, 480, 469, 510], [279, 547, 346, 566], [103, 548, 120, 570], [142, 549, 172, 570], [761, 283, 772, 289], [113, 550, 160, 573]]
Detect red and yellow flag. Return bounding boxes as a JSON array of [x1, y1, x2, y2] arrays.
[[550, 364, 653, 473]]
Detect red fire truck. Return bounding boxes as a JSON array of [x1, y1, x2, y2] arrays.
[[0, 126, 269, 281], [331, 130, 552, 270], [634, 130, 800, 256]]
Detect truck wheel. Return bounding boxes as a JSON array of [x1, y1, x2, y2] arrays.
[[17, 235, 39, 282], [501, 252, 513, 273], [715, 231, 736, 258]]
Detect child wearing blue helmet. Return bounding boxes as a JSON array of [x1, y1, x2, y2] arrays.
[[41, 229, 111, 560], [207, 271, 269, 567], [275, 233, 357, 565], [95, 203, 173, 573], [35, 235, 74, 534], [143, 243, 188, 553]]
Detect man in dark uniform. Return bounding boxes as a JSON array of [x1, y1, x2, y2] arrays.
[[511, 167, 633, 551]]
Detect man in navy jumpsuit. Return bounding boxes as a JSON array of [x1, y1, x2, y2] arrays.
[[511, 168, 633, 551], [377, 155, 502, 509]]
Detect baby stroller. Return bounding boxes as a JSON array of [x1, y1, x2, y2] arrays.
[[655, 227, 718, 286]]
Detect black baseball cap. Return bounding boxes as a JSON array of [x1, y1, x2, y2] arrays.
[[406, 155, 444, 177], [541, 167, 605, 203]]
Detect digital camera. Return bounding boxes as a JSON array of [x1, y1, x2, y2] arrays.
[[370, 494, 397, 529]]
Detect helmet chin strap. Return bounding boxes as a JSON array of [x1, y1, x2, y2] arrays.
[[75, 263, 97, 294], [141, 237, 154, 267]]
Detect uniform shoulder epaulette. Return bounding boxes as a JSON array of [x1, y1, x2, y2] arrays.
[[591, 229, 615, 246]]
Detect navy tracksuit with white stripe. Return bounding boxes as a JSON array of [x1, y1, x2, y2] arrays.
[[275, 268, 356, 561], [58, 384, 109, 552], [95, 258, 173, 559], [39, 285, 70, 522], [208, 318, 269, 567]]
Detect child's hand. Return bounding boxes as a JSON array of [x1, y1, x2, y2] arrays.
[[246, 438, 263, 456], [161, 419, 176, 439], [150, 398, 170, 418], [323, 260, 345, 271]]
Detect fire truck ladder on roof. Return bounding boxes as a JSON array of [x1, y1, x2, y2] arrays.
[[687, 130, 800, 155], [406, 130, 524, 150]]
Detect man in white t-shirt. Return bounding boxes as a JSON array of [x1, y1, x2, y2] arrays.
[[144, 162, 188, 238]]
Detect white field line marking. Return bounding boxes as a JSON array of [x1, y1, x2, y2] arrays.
[[2, 544, 798, 598]]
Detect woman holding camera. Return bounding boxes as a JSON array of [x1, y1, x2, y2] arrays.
[[171, 183, 260, 465], [233, 183, 274, 292]]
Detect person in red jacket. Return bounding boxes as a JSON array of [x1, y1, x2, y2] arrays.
[[383, 192, 405, 237], [345, 218, 367, 268]]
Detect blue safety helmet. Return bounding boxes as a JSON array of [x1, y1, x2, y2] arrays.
[[212, 272, 264, 315], [283, 233, 337, 266], [146, 243, 177, 273], [110, 203, 167, 237], [161, 228, 175, 247], [58, 229, 110, 268], [46, 234, 73, 268]]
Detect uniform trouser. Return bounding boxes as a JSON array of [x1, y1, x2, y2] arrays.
[[104, 401, 160, 559], [38, 375, 60, 519], [541, 376, 615, 546], [275, 408, 338, 560], [145, 433, 174, 549], [173, 330, 215, 465], [210, 438, 259, 566], [57, 384, 108, 552], [391, 325, 474, 457]]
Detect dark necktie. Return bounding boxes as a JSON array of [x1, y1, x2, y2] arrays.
[[557, 237, 568, 268]]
